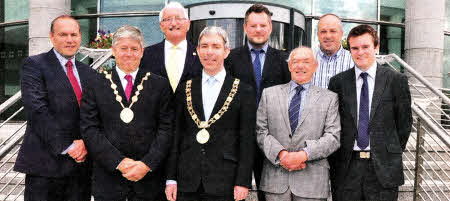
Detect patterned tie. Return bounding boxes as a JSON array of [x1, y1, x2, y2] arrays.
[[124, 74, 133, 102], [65, 60, 82, 106], [288, 85, 304, 135], [166, 45, 179, 92], [357, 72, 370, 149], [251, 49, 263, 103]]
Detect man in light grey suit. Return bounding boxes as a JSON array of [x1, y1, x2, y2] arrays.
[[256, 47, 341, 201]]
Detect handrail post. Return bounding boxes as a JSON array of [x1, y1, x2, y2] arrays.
[[413, 118, 425, 201]]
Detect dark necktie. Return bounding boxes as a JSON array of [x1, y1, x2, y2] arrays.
[[288, 85, 304, 135], [357, 72, 370, 149], [65, 60, 82, 106], [251, 49, 263, 102], [124, 75, 133, 101]]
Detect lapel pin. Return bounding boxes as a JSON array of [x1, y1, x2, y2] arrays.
[[193, 52, 197, 56]]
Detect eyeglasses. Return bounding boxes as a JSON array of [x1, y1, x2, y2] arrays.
[[161, 17, 187, 23]]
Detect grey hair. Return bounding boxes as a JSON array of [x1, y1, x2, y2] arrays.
[[159, 2, 189, 22], [286, 46, 316, 62], [198, 26, 230, 49], [112, 25, 144, 48]]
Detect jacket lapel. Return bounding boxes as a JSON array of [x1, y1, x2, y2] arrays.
[[209, 74, 233, 119], [279, 83, 291, 134], [261, 46, 273, 80], [180, 42, 196, 80], [111, 67, 129, 106], [346, 68, 358, 128], [156, 41, 168, 78], [296, 85, 321, 131], [192, 77, 206, 121], [370, 64, 388, 121], [242, 46, 257, 89], [47, 49, 78, 104]]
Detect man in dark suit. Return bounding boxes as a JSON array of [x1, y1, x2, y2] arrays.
[[140, 1, 202, 92], [224, 4, 290, 200], [328, 25, 412, 201], [165, 26, 256, 201], [80, 25, 173, 201], [14, 15, 93, 201]]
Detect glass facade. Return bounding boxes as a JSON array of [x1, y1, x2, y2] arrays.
[[313, 0, 377, 20]]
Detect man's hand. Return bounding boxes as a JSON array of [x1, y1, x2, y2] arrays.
[[122, 161, 150, 182], [234, 186, 248, 201], [68, 139, 87, 162], [278, 150, 289, 169], [281, 150, 308, 171], [117, 158, 137, 174], [165, 184, 177, 201]]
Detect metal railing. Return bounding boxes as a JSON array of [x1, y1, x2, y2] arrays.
[[0, 52, 449, 200]]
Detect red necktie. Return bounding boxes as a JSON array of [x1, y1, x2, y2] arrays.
[[125, 74, 133, 101], [66, 60, 82, 106]]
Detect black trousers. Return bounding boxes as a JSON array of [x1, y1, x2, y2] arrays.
[[24, 172, 91, 201], [178, 182, 234, 201], [254, 146, 266, 201], [336, 153, 398, 201]]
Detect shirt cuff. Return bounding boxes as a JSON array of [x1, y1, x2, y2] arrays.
[[303, 148, 309, 160], [61, 143, 75, 154], [166, 180, 177, 185]]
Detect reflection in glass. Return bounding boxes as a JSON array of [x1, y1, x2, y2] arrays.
[[99, 16, 164, 47], [380, 0, 405, 23], [313, 0, 377, 20], [4, 1, 29, 22], [444, 36, 450, 88], [101, 0, 164, 12], [190, 19, 304, 50], [72, 0, 97, 15]]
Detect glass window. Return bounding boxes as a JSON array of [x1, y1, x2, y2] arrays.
[[176, 0, 312, 15], [0, 25, 28, 120], [443, 35, 450, 88], [101, 0, 165, 12], [379, 26, 404, 57], [72, 0, 98, 15], [100, 16, 164, 47], [4, 1, 29, 22], [446, 0, 450, 31], [380, 0, 405, 23], [313, 0, 377, 20]]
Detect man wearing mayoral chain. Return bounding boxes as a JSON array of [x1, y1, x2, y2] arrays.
[[165, 26, 256, 201], [80, 25, 173, 201]]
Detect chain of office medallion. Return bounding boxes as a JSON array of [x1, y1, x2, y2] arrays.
[[185, 79, 240, 129]]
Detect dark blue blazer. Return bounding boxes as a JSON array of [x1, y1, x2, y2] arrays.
[[139, 40, 202, 92], [14, 49, 95, 177]]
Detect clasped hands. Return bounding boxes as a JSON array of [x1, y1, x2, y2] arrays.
[[68, 139, 87, 163], [117, 158, 150, 182], [165, 184, 248, 201], [278, 150, 308, 171]]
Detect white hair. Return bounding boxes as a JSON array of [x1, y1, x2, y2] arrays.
[[159, 2, 188, 22], [198, 26, 230, 49], [286, 46, 316, 62], [112, 25, 144, 48]]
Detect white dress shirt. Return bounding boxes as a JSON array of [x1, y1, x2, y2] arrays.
[[164, 39, 187, 81], [353, 62, 377, 151]]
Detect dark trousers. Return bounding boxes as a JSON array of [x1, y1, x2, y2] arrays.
[[94, 181, 165, 201], [336, 154, 399, 201], [25, 172, 91, 201], [254, 146, 266, 201], [178, 182, 234, 201]]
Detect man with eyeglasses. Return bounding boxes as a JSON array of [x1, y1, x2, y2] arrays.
[[140, 1, 202, 92]]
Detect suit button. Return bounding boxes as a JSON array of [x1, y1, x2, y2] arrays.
[[201, 148, 206, 155]]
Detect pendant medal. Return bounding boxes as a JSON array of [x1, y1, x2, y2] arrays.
[[120, 108, 134, 123], [196, 128, 210, 144]]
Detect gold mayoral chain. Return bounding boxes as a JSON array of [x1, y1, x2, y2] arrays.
[[103, 71, 151, 124], [185, 79, 240, 144]]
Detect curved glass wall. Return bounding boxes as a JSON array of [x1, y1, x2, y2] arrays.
[[313, 0, 377, 20]]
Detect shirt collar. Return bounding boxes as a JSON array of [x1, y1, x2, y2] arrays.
[[248, 41, 269, 53], [116, 66, 139, 80], [165, 39, 187, 51], [317, 45, 344, 59], [53, 48, 75, 67], [355, 61, 377, 79], [202, 67, 226, 85], [289, 80, 311, 93]]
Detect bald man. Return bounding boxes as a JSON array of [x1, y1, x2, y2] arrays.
[[256, 47, 340, 201], [311, 14, 354, 88]]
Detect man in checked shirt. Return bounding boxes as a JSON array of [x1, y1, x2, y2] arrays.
[[311, 14, 354, 88]]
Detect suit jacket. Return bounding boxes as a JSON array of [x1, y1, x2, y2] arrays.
[[225, 45, 291, 97], [166, 74, 256, 196], [80, 67, 173, 198], [14, 49, 94, 177], [140, 40, 202, 92], [328, 64, 412, 189], [256, 83, 341, 198]]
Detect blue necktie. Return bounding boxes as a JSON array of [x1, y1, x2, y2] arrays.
[[252, 49, 263, 103], [357, 72, 370, 149], [288, 85, 304, 135]]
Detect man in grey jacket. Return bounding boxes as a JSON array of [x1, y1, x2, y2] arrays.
[[256, 47, 341, 201]]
